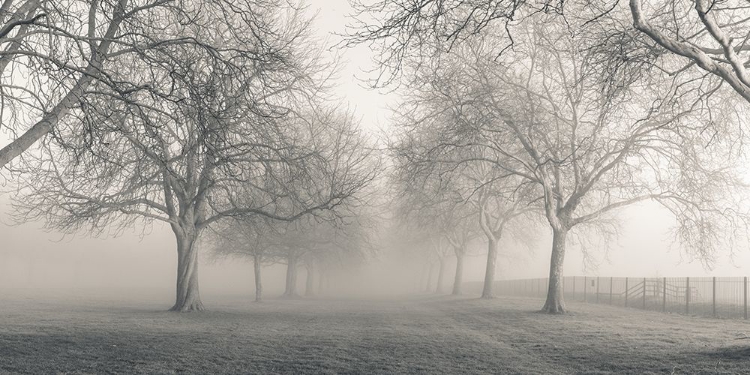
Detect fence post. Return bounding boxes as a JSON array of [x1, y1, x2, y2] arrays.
[[625, 277, 629, 308], [712, 277, 717, 318], [744, 277, 747, 320], [584, 276, 587, 303], [642, 277, 647, 309], [662, 277, 667, 312], [610, 277, 613, 305], [686, 277, 690, 315], [596, 277, 600, 304]]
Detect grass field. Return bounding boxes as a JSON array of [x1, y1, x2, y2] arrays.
[[0, 291, 749, 374]]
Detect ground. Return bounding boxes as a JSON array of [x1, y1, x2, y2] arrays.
[[0, 291, 749, 374]]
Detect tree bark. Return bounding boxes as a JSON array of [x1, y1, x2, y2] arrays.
[[481, 238, 499, 299], [542, 227, 568, 314], [452, 252, 464, 295], [305, 261, 315, 297], [253, 253, 262, 302], [170, 228, 204, 312], [435, 258, 446, 294], [283, 256, 299, 298]]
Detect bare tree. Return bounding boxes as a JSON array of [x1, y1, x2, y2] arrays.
[[10, 3, 379, 311], [390, 14, 748, 313], [295, 213, 379, 296], [389, 66, 542, 299], [477, 23, 746, 313], [209, 217, 277, 302], [392, 136, 539, 299], [388, 158, 454, 294], [443, 202, 476, 296]]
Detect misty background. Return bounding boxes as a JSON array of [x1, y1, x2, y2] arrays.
[[2, 199, 746, 298], [0, 0, 747, 301]]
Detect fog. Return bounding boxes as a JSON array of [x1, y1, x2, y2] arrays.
[[3, 197, 748, 301], [4, 0, 750, 372], [2, 1, 746, 303]]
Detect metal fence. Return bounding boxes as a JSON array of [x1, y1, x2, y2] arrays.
[[487, 276, 749, 319]]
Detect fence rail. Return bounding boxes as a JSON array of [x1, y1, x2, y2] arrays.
[[471, 276, 749, 319]]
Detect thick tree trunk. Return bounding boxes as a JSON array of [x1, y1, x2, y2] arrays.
[[542, 227, 568, 314], [305, 262, 315, 297], [481, 238, 499, 299], [283, 256, 299, 298], [170, 229, 204, 312], [452, 253, 464, 295], [253, 253, 262, 302], [435, 258, 446, 294], [425, 262, 435, 293]]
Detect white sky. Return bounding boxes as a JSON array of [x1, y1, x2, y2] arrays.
[[0, 1, 749, 297]]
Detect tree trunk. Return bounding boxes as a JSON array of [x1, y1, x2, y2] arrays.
[[305, 261, 315, 297], [452, 252, 464, 295], [542, 227, 568, 314], [435, 258, 446, 294], [425, 262, 435, 293], [253, 253, 262, 302], [283, 256, 299, 298], [170, 228, 204, 312], [481, 238, 499, 299]]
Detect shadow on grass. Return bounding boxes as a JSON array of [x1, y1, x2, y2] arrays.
[[693, 345, 750, 361]]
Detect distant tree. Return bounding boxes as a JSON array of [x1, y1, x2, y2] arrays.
[[11, 3, 378, 311], [209, 217, 282, 302], [266, 221, 308, 299], [388, 163, 451, 294], [390, 89, 540, 299], [446, 223, 473, 295], [302, 206, 379, 297]]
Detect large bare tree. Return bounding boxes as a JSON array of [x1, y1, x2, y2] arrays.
[[11, 3, 378, 311], [388, 12, 748, 313]]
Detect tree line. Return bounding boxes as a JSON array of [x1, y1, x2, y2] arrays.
[[2, 1, 379, 311], [2, 0, 750, 314], [353, 0, 750, 313]]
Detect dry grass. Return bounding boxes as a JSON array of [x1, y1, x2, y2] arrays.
[[0, 291, 748, 374]]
